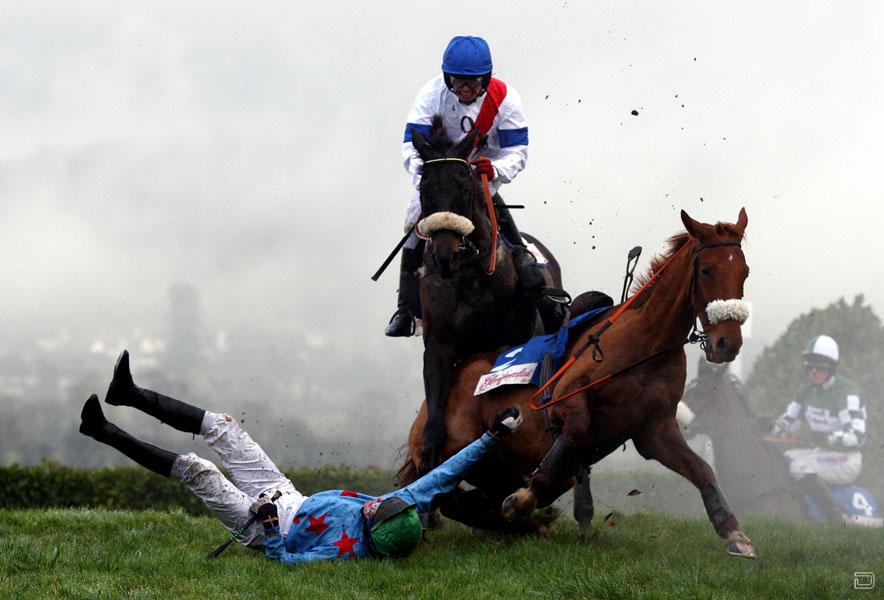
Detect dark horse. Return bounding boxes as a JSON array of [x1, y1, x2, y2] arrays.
[[400, 209, 758, 557], [409, 116, 565, 473], [679, 360, 816, 521]]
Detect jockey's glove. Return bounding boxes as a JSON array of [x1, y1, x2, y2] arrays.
[[250, 495, 279, 530], [769, 420, 789, 436], [470, 157, 495, 180], [489, 407, 523, 438]]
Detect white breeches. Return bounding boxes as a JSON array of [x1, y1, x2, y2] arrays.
[[171, 412, 306, 548], [784, 448, 862, 486]]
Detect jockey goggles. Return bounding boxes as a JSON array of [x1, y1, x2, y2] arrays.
[[803, 359, 833, 373], [448, 75, 484, 91]]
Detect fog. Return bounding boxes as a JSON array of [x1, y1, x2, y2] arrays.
[[3, 1, 884, 471]]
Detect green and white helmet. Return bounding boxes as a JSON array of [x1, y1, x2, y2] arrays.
[[801, 335, 839, 369]]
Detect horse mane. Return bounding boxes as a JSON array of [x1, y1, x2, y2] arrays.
[[630, 222, 746, 293], [426, 115, 456, 155]]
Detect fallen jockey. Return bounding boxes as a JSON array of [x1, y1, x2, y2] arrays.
[[79, 350, 524, 564]]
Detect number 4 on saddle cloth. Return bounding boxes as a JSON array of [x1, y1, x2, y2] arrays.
[[804, 483, 883, 527], [474, 302, 612, 396]]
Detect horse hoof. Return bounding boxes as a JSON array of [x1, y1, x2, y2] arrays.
[[725, 530, 757, 559], [419, 510, 444, 530], [501, 487, 537, 521]]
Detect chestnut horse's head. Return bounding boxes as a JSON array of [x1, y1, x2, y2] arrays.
[[682, 208, 750, 363], [411, 116, 481, 278]]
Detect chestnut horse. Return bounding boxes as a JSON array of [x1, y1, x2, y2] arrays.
[[679, 360, 809, 521], [400, 208, 758, 558], [409, 117, 565, 473]]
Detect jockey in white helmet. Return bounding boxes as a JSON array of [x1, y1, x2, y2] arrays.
[[770, 335, 868, 521]]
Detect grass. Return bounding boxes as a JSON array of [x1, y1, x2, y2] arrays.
[[1, 509, 882, 599]]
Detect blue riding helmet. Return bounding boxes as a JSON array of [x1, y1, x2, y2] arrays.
[[442, 36, 493, 76]]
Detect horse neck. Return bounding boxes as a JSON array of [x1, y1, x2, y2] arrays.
[[632, 240, 696, 346]]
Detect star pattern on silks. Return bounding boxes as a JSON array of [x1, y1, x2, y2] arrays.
[[331, 530, 358, 557], [306, 513, 330, 536]]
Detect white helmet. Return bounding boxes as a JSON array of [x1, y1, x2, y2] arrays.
[[802, 335, 839, 368]]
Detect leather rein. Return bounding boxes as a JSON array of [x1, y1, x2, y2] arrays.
[[528, 238, 743, 410], [419, 157, 499, 275]]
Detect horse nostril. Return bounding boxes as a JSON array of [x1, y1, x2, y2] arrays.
[[715, 337, 729, 353]]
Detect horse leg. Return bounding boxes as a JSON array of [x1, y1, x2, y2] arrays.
[[438, 487, 548, 535], [573, 464, 594, 530], [501, 433, 581, 521], [420, 342, 455, 474], [633, 417, 757, 558]]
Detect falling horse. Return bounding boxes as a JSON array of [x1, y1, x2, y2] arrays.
[[678, 360, 806, 520], [409, 116, 568, 473], [400, 208, 758, 557]]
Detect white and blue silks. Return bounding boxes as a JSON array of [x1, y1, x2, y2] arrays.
[[400, 75, 529, 231], [474, 307, 608, 395]]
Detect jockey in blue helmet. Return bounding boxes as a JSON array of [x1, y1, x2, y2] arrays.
[[385, 36, 544, 337]]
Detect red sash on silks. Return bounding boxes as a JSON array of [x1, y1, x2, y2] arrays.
[[474, 78, 507, 135]]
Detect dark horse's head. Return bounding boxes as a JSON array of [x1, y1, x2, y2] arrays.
[[682, 208, 750, 363], [411, 116, 483, 278], [680, 358, 749, 435]]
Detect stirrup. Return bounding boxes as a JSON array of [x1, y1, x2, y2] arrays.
[[541, 287, 572, 304]]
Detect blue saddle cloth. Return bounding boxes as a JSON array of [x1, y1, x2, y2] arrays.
[[474, 306, 609, 395]]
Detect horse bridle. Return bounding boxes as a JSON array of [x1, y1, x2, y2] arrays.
[[417, 158, 476, 236], [688, 240, 745, 352], [529, 236, 748, 410], [417, 157, 499, 267]]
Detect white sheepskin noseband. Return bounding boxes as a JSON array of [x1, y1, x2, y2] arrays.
[[705, 299, 750, 325], [417, 211, 475, 238]]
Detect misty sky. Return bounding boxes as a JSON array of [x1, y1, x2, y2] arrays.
[[3, 1, 884, 454]]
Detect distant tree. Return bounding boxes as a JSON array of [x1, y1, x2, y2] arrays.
[[745, 295, 884, 485]]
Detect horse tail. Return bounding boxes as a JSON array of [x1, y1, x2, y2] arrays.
[[395, 445, 420, 487]]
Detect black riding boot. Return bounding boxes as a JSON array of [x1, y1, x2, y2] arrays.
[[385, 246, 421, 337], [79, 394, 177, 477], [798, 474, 843, 522], [493, 194, 546, 295], [105, 350, 205, 435]]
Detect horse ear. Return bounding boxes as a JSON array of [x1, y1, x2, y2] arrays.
[[412, 128, 431, 160], [735, 207, 748, 235], [453, 128, 480, 159], [681, 210, 701, 237]]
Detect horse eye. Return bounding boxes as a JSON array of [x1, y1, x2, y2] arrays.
[[700, 266, 713, 278]]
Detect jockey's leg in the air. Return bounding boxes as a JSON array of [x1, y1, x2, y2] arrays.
[[79, 394, 178, 477], [385, 236, 422, 337], [105, 350, 205, 434]]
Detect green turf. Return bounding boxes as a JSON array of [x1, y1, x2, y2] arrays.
[[1, 509, 881, 599]]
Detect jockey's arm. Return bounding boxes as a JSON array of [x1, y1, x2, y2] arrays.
[[828, 392, 868, 450], [485, 87, 528, 184], [401, 78, 440, 189], [770, 399, 803, 436], [387, 433, 497, 513]]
